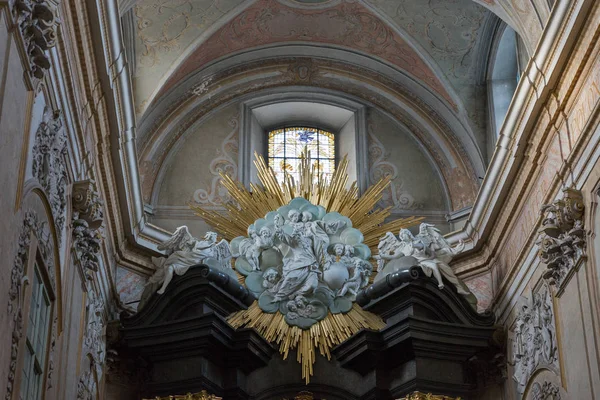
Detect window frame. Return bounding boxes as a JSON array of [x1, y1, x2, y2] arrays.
[[266, 125, 339, 185], [16, 242, 55, 400]]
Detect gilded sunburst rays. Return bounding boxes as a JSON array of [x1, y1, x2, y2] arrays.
[[190, 153, 422, 252], [190, 152, 421, 383]]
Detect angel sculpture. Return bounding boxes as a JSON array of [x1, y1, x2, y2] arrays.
[[375, 224, 475, 302], [148, 227, 232, 294], [239, 227, 261, 271], [239, 226, 275, 271], [337, 258, 372, 299]]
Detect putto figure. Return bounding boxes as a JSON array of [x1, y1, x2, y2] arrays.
[[375, 223, 475, 305], [233, 197, 372, 329], [148, 226, 232, 294]]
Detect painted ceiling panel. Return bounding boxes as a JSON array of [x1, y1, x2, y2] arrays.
[[132, 0, 245, 113]]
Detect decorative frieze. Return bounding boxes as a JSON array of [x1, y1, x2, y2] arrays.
[[32, 108, 68, 241], [6, 211, 54, 400], [509, 285, 559, 396], [537, 188, 586, 290], [11, 0, 59, 79]]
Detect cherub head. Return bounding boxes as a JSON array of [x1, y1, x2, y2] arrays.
[[204, 231, 218, 243], [259, 226, 272, 239], [399, 229, 414, 242], [344, 245, 354, 257], [288, 209, 301, 223], [332, 243, 345, 256], [263, 268, 280, 284], [301, 211, 313, 223]]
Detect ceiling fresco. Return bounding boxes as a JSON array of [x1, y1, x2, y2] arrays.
[[126, 0, 500, 116]]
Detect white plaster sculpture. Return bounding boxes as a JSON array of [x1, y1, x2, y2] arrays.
[[235, 197, 371, 329], [148, 226, 232, 294], [510, 286, 558, 395], [375, 223, 473, 297], [239, 226, 276, 271], [338, 258, 372, 298], [269, 214, 323, 302]]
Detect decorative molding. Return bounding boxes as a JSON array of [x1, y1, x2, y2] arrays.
[[11, 0, 59, 79], [6, 210, 55, 400], [531, 381, 561, 399], [72, 180, 104, 279], [76, 290, 105, 400], [537, 187, 585, 292], [32, 107, 68, 242], [509, 284, 558, 396], [46, 316, 58, 390]]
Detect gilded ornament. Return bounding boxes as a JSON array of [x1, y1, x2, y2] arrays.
[[143, 390, 221, 400], [191, 152, 422, 383]]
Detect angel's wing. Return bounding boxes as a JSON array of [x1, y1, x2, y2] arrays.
[[424, 224, 451, 250], [158, 226, 194, 253], [378, 232, 400, 255], [215, 239, 233, 268]]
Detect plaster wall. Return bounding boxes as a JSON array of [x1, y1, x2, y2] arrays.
[[0, 9, 35, 393], [0, 4, 112, 400], [366, 109, 448, 221]]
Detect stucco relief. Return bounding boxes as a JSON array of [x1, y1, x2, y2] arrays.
[[6, 211, 55, 400], [160, 0, 454, 106], [77, 290, 105, 400], [31, 108, 68, 242], [193, 114, 239, 206], [509, 283, 559, 396], [538, 188, 586, 291], [367, 121, 422, 211], [12, 0, 59, 79]]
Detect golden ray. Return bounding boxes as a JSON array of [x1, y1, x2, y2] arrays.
[[189, 152, 422, 383]]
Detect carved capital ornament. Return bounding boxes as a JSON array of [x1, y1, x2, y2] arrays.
[[11, 0, 59, 79], [537, 187, 586, 291]]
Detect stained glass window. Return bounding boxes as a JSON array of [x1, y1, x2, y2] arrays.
[[268, 127, 335, 185]]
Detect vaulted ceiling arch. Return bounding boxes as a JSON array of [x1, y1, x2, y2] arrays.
[[138, 54, 482, 213], [124, 0, 543, 125]]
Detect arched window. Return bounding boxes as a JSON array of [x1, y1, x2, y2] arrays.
[[268, 126, 335, 184]]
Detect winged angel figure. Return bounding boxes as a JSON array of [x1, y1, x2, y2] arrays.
[[147, 226, 232, 294], [375, 223, 475, 302]]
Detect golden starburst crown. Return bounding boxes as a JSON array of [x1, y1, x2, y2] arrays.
[[190, 152, 422, 383]]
